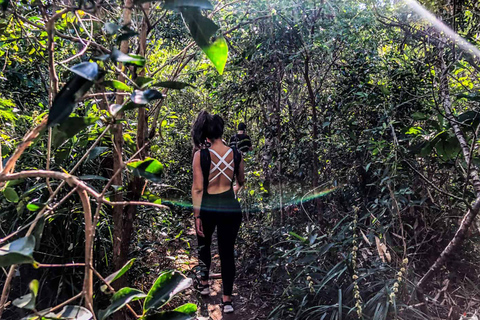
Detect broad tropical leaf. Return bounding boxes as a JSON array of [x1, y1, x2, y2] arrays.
[[202, 37, 228, 75], [143, 271, 192, 311], [69, 62, 99, 81], [100, 258, 136, 292], [103, 80, 132, 92], [111, 48, 146, 67], [131, 89, 164, 104], [47, 76, 94, 127], [98, 288, 147, 320], [144, 311, 196, 320], [127, 158, 164, 183], [163, 0, 213, 10], [13, 280, 39, 310], [0, 236, 35, 267], [151, 81, 196, 90]]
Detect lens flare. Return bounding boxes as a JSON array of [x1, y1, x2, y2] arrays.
[[160, 185, 341, 215], [405, 0, 480, 59]]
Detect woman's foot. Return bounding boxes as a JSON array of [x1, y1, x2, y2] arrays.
[[222, 297, 234, 313], [198, 280, 210, 295]]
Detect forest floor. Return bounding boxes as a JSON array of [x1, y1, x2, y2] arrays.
[[176, 226, 271, 320], [134, 217, 272, 320]]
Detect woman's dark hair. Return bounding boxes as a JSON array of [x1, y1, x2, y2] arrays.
[[191, 110, 224, 148]]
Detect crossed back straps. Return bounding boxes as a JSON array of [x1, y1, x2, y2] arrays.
[[200, 147, 241, 190]]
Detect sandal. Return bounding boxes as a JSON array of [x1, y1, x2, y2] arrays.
[[221, 300, 234, 313], [197, 282, 210, 296]]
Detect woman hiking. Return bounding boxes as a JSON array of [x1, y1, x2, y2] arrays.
[[191, 110, 245, 313]]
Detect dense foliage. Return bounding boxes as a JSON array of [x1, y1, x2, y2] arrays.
[[1, 0, 480, 319]]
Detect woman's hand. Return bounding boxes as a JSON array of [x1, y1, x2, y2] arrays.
[[233, 184, 242, 197], [195, 217, 204, 237]]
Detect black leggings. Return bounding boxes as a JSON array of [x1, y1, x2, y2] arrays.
[[197, 189, 242, 296]]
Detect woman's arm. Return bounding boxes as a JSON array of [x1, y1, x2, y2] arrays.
[[234, 157, 245, 196], [191, 151, 204, 236]]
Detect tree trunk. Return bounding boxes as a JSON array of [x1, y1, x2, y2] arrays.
[[417, 44, 480, 299], [112, 0, 133, 305]]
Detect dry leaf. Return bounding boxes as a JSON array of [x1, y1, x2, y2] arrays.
[[360, 229, 371, 246], [375, 236, 391, 263]]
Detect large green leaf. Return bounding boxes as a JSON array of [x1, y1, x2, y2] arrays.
[[180, 8, 227, 74], [100, 258, 136, 292], [32, 216, 45, 249], [104, 22, 121, 35], [111, 48, 146, 67], [202, 37, 228, 75], [47, 76, 94, 127], [53, 116, 99, 148], [69, 62, 99, 81], [3, 187, 19, 203], [55, 305, 93, 319], [180, 7, 228, 74], [456, 93, 480, 102], [151, 81, 196, 90], [181, 8, 218, 48], [98, 288, 147, 320], [143, 271, 192, 312], [144, 311, 196, 320], [0, 0, 8, 11], [163, 0, 213, 10], [13, 280, 39, 310], [173, 303, 197, 314], [130, 89, 164, 104], [0, 236, 35, 267], [47, 62, 100, 127], [103, 80, 132, 92], [127, 158, 164, 183], [88, 146, 109, 161], [135, 77, 156, 89]]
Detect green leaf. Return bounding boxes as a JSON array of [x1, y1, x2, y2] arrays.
[[47, 76, 95, 127], [411, 112, 428, 120], [116, 29, 139, 43], [143, 271, 192, 312], [163, 0, 213, 11], [127, 158, 164, 183], [202, 37, 228, 75], [173, 303, 197, 314], [144, 311, 196, 320], [151, 81, 196, 90], [47, 305, 92, 320], [456, 93, 480, 102], [27, 203, 44, 212], [13, 280, 39, 310], [4, 187, 19, 203], [109, 104, 124, 116], [32, 216, 45, 250], [103, 80, 132, 92], [180, 7, 228, 74], [131, 89, 164, 104], [135, 77, 156, 89], [78, 175, 109, 181], [88, 147, 108, 161], [98, 288, 147, 320], [69, 62, 99, 81], [288, 231, 307, 243], [100, 258, 136, 292], [53, 117, 99, 148], [0, 0, 8, 11], [111, 48, 146, 67], [0, 236, 35, 267], [181, 8, 218, 48], [104, 23, 121, 35]]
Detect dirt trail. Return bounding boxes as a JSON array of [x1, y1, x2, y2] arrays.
[[174, 226, 269, 320]]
